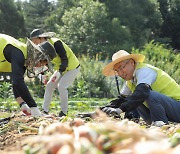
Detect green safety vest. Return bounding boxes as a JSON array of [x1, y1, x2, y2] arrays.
[[0, 34, 27, 72], [127, 63, 180, 102], [48, 38, 79, 73]]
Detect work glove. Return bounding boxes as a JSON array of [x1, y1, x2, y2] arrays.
[[49, 70, 61, 83], [124, 109, 140, 120], [38, 74, 48, 85], [102, 107, 122, 117], [20, 102, 31, 116], [30, 107, 42, 117], [109, 95, 126, 107], [99, 95, 126, 110]]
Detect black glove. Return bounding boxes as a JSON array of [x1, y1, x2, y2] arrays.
[[124, 109, 140, 121], [99, 95, 126, 110]]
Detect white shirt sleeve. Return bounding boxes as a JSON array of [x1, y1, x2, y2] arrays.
[[120, 82, 132, 96], [135, 67, 157, 86]]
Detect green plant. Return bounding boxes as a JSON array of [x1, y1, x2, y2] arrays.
[[133, 41, 180, 84], [0, 82, 13, 99], [68, 55, 121, 98]]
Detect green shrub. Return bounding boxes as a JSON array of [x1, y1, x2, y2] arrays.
[[68, 55, 121, 98], [133, 41, 180, 84]]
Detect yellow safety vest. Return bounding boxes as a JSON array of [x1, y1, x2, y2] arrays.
[[127, 63, 180, 101], [0, 34, 27, 72], [48, 38, 79, 73]]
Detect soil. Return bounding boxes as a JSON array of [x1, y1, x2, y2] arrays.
[[0, 110, 180, 154]]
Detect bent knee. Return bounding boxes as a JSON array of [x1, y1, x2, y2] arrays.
[[147, 91, 160, 103]]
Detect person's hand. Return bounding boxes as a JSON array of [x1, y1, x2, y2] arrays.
[[38, 74, 48, 85], [102, 107, 122, 116], [99, 95, 126, 110], [30, 107, 42, 117], [50, 71, 61, 83], [20, 102, 31, 116], [109, 95, 126, 107]]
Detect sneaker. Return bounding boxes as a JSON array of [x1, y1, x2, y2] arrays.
[[42, 110, 49, 115], [151, 121, 166, 127], [30, 107, 42, 117], [58, 111, 66, 117], [41, 109, 49, 115]]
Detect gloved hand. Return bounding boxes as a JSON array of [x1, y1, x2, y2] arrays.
[[38, 74, 48, 85], [99, 95, 126, 110], [30, 107, 42, 117], [124, 109, 140, 120], [20, 102, 31, 116], [49, 70, 61, 83], [102, 107, 122, 117], [109, 95, 126, 107]]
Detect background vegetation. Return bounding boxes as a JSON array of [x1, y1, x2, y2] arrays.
[[0, 0, 179, 109], [1, 0, 180, 56]]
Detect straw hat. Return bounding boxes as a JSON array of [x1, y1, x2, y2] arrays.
[[102, 50, 145, 76]]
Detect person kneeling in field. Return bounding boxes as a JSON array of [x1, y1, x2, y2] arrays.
[[102, 50, 180, 127], [0, 33, 56, 117]]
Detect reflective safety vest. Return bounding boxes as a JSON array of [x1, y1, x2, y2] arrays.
[[48, 38, 79, 73], [0, 34, 27, 72], [127, 63, 180, 101]]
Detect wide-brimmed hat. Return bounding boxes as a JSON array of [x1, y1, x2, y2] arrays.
[[102, 50, 145, 76], [29, 29, 56, 39], [26, 39, 56, 77]]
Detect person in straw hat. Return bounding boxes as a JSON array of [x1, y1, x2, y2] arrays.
[[29, 29, 80, 117], [0, 33, 56, 117], [102, 50, 180, 126]]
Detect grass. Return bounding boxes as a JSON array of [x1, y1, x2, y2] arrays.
[[0, 97, 111, 118]]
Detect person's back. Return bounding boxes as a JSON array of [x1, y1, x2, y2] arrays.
[[0, 33, 57, 117]]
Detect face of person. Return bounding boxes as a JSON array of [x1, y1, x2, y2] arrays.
[[31, 37, 46, 45], [113, 59, 136, 80], [35, 59, 48, 67]]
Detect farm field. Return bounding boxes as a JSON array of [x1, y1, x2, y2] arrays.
[[0, 99, 180, 154]]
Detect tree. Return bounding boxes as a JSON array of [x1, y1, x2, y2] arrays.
[[158, 0, 180, 49], [22, 0, 55, 35], [46, 0, 78, 32], [0, 0, 26, 38], [55, 0, 133, 58], [56, 0, 109, 57]]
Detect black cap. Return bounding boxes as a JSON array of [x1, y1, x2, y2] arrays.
[[30, 29, 43, 39]]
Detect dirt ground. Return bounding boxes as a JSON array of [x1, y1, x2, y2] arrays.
[[0, 110, 180, 154]]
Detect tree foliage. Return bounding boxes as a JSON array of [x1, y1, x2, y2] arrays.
[[56, 0, 110, 57], [21, 0, 55, 35], [0, 0, 25, 38], [100, 0, 162, 48], [157, 0, 180, 49], [1, 0, 179, 52]]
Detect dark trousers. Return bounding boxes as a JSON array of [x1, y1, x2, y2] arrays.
[[137, 91, 180, 124]]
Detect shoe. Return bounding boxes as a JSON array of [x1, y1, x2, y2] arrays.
[[58, 111, 66, 117], [151, 121, 166, 127], [42, 110, 49, 115], [30, 107, 42, 117]]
